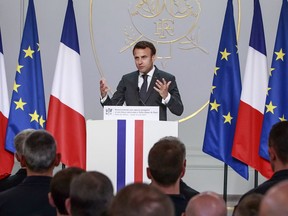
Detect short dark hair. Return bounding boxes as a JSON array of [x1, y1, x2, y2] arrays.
[[234, 193, 263, 216], [108, 183, 174, 216], [133, 41, 156, 56], [70, 171, 114, 216], [148, 136, 185, 186], [50, 167, 85, 215], [269, 121, 288, 163], [23, 130, 57, 172]]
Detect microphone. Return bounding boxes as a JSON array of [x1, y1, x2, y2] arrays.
[[115, 87, 126, 106], [115, 97, 124, 106], [137, 87, 146, 106]]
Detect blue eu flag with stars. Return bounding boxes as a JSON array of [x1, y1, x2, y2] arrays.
[[202, 0, 248, 179], [5, 0, 46, 153], [260, 0, 288, 161]]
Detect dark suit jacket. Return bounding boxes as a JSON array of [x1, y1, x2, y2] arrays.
[[180, 179, 199, 201], [0, 168, 27, 192], [169, 194, 188, 216], [239, 169, 288, 202], [102, 66, 184, 120], [0, 176, 56, 216], [233, 169, 288, 215]]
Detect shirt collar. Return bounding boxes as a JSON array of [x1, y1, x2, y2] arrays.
[[139, 66, 155, 77]]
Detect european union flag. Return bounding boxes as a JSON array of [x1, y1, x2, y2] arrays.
[[259, 0, 288, 160], [202, 0, 248, 179], [5, 0, 46, 153]]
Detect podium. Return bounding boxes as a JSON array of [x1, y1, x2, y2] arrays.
[[86, 119, 178, 191]]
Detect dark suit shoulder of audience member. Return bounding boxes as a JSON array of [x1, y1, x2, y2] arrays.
[[180, 179, 199, 200], [0, 129, 34, 192], [0, 168, 27, 192]]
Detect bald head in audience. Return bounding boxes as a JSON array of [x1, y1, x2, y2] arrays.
[[259, 180, 288, 216], [183, 191, 226, 216]]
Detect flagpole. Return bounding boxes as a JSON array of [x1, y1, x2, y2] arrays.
[[223, 164, 228, 202], [254, 170, 259, 188]]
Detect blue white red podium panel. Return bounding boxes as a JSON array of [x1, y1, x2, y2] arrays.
[[86, 120, 178, 191]]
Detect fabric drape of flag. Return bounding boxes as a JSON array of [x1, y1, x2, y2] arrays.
[[46, 0, 86, 169], [202, 0, 248, 179], [232, 0, 273, 179], [5, 0, 46, 153], [0, 29, 14, 179], [259, 0, 288, 160]]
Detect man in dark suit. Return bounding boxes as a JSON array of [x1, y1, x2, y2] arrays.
[[100, 40, 183, 121], [0, 130, 61, 216], [234, 121, 288, 212], [0, 129, 34, 192], [147, 136, 189, 216]]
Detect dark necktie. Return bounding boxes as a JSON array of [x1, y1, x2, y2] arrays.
[[139, 74, 148, 102]]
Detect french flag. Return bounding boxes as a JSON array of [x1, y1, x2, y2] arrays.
[[87, 120, 178, 191], [46, 0, 86, 169], [0, 29, 14, 179], [232, 0, 272, 179]]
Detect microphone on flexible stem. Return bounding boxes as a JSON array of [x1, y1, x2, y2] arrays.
[[115, 97, 124, 106], [137, 87, 146, 106], [115, 87, 126, 106]]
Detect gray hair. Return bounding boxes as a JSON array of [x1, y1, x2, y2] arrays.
[[14, 128, 35, 156], [23, 130, 56, 172]]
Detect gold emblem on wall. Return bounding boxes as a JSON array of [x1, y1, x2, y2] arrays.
[[121, 0, 207, 66]]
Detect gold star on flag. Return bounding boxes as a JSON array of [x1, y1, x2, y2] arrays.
[[13, 81, 21, 92], [39, 116, 46, 127], [29, 110, 39, 122], [211, 86, 216, 94], [210, 99, 220, 112], [275, 48, 285, 61], [279, 115, 287, 122], [214, 67, 220, 75], [14, 98, 27, 110], [269, 68, 275, 77], [16, 63, 24, 73], [266, 87, 271, 95], [220, 48, 231, 61], [265, 101, 277, 114], [223, 112, 233, 124], [23, 46, 35, 58]]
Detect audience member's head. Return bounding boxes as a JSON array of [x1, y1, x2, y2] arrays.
[[108, 183, 174, 216], [66, 171, 114, 216], [234, 193, 263, 216], [184, 191, 226, 216], [14, 128, 35, 165], [268, 121, 288, 171], [49, 167, 85, 216], [147, 136, 185, 189], [259, 180, 288, 216], [22, 129, 60, 175]]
